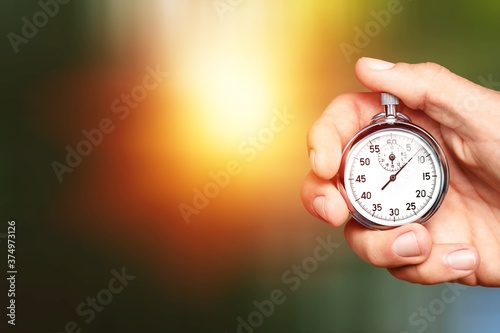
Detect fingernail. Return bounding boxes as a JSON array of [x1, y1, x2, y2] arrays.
[[392, 232, 421, 257], [313, 196, 327, 221], [447, 249, 477, 271], [309, 149, 317, 173], [362, 57, 395, 70]]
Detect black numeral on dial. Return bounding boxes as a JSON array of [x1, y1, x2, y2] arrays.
[[356, 175, 366, 183], [416, 189, 427, 198]]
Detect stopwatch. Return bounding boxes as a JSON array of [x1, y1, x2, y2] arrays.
[[337, 93, 449, 230]]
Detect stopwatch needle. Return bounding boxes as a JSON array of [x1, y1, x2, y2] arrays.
[[381, 149, 421, 191]]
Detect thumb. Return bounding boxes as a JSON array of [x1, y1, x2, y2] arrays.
[[355, 58, 500, 139]]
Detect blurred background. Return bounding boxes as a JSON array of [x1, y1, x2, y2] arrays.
[[2, 0, 500, 332]]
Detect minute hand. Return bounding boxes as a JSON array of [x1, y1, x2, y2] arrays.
[[381, 148, 422, 191]]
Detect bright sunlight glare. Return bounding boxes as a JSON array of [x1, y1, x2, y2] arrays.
[[182, 51, 271, 146]]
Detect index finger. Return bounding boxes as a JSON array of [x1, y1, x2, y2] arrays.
[[307, 92, 385, 180], [355, 58, 500, 140]]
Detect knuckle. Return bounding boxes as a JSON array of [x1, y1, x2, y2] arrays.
[[419, 62, 451, 81]]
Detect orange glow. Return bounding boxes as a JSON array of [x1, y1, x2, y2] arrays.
[[47, 0, 359, 299], [177, 48, 271, 147]]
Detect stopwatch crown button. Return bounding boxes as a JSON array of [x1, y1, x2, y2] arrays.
[[381, 92, 399, 106]]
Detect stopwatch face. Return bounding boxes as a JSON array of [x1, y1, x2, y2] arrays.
[[339, 124, 449, 230]]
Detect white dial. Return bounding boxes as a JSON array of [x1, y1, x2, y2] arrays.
[[340, 127, 448, 229]]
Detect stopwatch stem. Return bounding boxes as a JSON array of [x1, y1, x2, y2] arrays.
[[381, 92, 399, 119]]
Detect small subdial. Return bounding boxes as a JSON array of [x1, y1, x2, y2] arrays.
[[378, 143, 408, 171]]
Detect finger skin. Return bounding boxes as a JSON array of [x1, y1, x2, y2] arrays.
[[309, 59, 500, 182], [306, 93, 383, 180], [355, 58, 500, 140], [344, 219, 480, 284], [309, 58, 500, 183], [300, 171, 349, 227], [388, 245, 480, 285], [344, 220, 432, 268], [355, 58, 500, 193]]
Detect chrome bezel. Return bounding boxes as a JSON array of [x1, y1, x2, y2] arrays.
[[337, 114, 449, 230]]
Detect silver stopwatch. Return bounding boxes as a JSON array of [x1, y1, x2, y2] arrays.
[[338, 93, 449, 230]]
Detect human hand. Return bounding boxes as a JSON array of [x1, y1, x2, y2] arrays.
[[301, 58, 500, 286]]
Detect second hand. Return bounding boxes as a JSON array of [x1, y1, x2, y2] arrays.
[[381, 148, 422, 191]]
